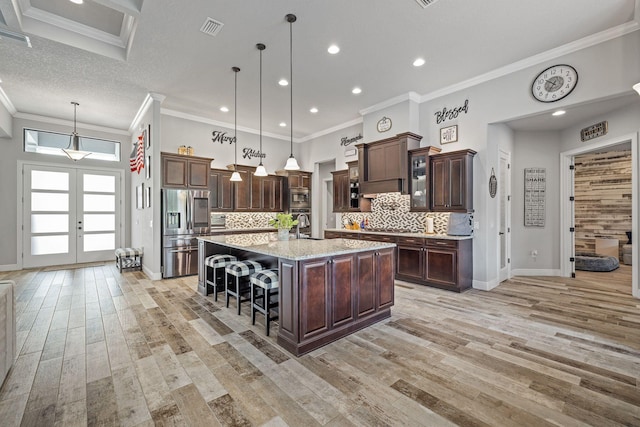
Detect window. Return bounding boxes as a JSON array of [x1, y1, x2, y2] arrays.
[[24, 128, 121, 162]]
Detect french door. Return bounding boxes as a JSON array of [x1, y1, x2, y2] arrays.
[[23, 164, 122, 268]]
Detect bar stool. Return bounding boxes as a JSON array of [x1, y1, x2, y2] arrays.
[[250, 269, 279, 336], [225, 260, 264, 315], [204, 254, 237, 300]]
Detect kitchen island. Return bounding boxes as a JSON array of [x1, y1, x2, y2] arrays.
[[198, 233, 396, 356]]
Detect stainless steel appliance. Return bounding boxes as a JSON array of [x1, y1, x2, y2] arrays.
[[162, 189, 210, 278], [210, 213, 227, 229], [289, 188, 310, 209]]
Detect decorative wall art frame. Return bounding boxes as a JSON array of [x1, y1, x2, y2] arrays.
[[136, 183, 144, 210], [440, 125, 458, 144], [376, 116, 392, 133], [146, 124, 151, 149], [145, 186, 151, 208], [145, 155, 151, 180], [524, 167, 546, 227]]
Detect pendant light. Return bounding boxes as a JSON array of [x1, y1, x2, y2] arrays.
[[254, 43, 268, 177], [283, 13, 300, 170], [634, 82, 640, 95], [230, 66, 242, 182], [63, 101, 91, 161]]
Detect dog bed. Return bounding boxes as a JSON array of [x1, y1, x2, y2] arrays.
[[575, 253, 619, 272]]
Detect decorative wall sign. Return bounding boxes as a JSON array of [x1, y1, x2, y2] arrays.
[[376, 116, 392, 133], [242, 147, 266, 160], [440, 125, 458, 144], [524, 168, 546, 227], [434, 99, 469, 124], [489, 168, 497, 198], [344, 148, 357, 157], [211, 130, 236, 144], [580, 121, 608, 142], [340, 133, 363, 146]]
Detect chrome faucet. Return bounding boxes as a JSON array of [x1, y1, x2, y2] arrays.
[[296, 213, 310, 239]]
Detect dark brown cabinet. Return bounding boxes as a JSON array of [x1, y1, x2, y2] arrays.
[[409, 146, 441, 212], [431, 149, 476, 212], [331, 170, 350, 212], [357, 132, 421, 194], [162, 153, 211, 189], [209, 169, 233, 211], [324, 230, 472, 292], [262, 175, 284, 212], [287, 171, 311, 188]]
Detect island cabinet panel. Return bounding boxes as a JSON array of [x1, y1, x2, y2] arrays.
[[278, 261, 297, 339], [355, 252, 376, 317], [299, 258, 331, 340], [377, 248, 395, 309], [331, 255, 356, 327]]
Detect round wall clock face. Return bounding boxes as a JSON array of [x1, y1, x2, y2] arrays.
[[531, 64, 578, 103]]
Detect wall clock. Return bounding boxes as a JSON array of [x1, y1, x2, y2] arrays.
[[531, 64, 578, 103]]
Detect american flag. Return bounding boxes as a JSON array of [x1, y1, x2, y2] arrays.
[[130, 135, 145, 173]]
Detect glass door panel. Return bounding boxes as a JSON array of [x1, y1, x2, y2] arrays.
[[411, 153, 428, 210]]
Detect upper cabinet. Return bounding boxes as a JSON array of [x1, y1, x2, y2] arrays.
[[209, 169, 233, 211], [357, 132, 421, 195], [409, 146, 441, 212], [331, 170, 350, 213], [162, 152, 212, 189], [286, 171, 311, 188], [430, 149, 476, 212]]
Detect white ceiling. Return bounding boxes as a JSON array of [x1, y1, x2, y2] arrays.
[[0, 0, 638, 140]]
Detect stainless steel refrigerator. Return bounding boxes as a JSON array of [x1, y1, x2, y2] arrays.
[[162, 189, 210, 278]]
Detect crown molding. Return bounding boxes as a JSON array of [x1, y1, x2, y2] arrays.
[[299, 117, 363, 143], [161, 108, 296, 143], [15, 112, 131, 135], [129, 92, 165, 133], [420, 20, 640, 103], [359, 91, 421, 116], [0, 86, 17, 115]]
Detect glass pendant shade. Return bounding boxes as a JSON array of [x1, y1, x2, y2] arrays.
[[254, 164, 268, 176], [634, 82, 640, 95], [285, 155, 300, 170], [64, 102, 91, 161], [230, 171, 242, 181]]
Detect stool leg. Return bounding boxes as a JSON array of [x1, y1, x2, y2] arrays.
[[236, 276, 241, 315], [118, 257, 122, 273], [251, 283, 256, 326], [212, 267, 218, 301], [225, 271, 230, 308], [265, 288, 271, 336]]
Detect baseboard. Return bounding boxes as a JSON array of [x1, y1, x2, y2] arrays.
[[511, 268, 562, 277], [0, 264, 19, 273], [143, 265, 162, 281], [473, 278, 499, 291]]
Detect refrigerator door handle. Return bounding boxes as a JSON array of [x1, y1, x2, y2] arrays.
[[186, 192, 192, 230]]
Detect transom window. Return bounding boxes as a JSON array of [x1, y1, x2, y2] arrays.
[[24, 128, 121, 162]]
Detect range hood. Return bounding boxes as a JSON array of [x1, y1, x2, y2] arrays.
[[359, 179, 404, 196]]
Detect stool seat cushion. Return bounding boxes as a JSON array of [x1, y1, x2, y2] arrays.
[[250, 269, 279, 290], [205, 254, 237, 268], [115, 247, 143, 257], [226, 260, 264, 277]]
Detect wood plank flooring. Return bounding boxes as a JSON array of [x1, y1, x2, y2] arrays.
[[0, 263, 638, 426]]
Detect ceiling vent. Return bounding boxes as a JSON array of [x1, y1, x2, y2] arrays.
[[414, 0, 439, 8], [200, 17, 224, 37]]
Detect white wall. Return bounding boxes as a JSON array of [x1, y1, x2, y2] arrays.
[[362, 98, 419, 143], [0, 116, 131, 270], [0, 102, 12, 138]]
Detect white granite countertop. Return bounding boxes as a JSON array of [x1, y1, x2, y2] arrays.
[[324, 228, 473, 240], [199, 232, 396, 261]]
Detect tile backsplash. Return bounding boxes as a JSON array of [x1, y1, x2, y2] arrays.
[[341, 192, 452, 234], [213, 212, 277, 229]]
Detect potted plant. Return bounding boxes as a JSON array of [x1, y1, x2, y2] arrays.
[[269, 213, 298, 241]]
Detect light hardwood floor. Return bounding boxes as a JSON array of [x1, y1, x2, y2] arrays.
[[0, 263, 638, 426]]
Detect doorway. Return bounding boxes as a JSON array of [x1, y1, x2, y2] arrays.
[[560, 133, 638, 297], [499, 150, 512, 282], [22, 163, 123, 268]]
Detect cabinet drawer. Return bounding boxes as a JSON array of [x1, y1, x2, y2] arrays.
[[426, 239, 458, 249], [361, 234, 396, 243], [397, 236, 426, 247]]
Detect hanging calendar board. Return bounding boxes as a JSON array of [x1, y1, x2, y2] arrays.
[[524, 167, 546, 227]]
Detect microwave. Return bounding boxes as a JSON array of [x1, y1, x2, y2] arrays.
[[290, 188, 310, 208]]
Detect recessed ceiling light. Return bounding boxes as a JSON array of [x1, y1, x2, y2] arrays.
[[220, 106, 229, 112], [69, 0, 83, 4], [310, 107, 318, 113], [552, 110, 566, 116], [413, 58, 426, 67], [279, 79, 289, 86], [328, 45, 340, 54], [352, 87, 362, 95], [279, 122, 287, 127]]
